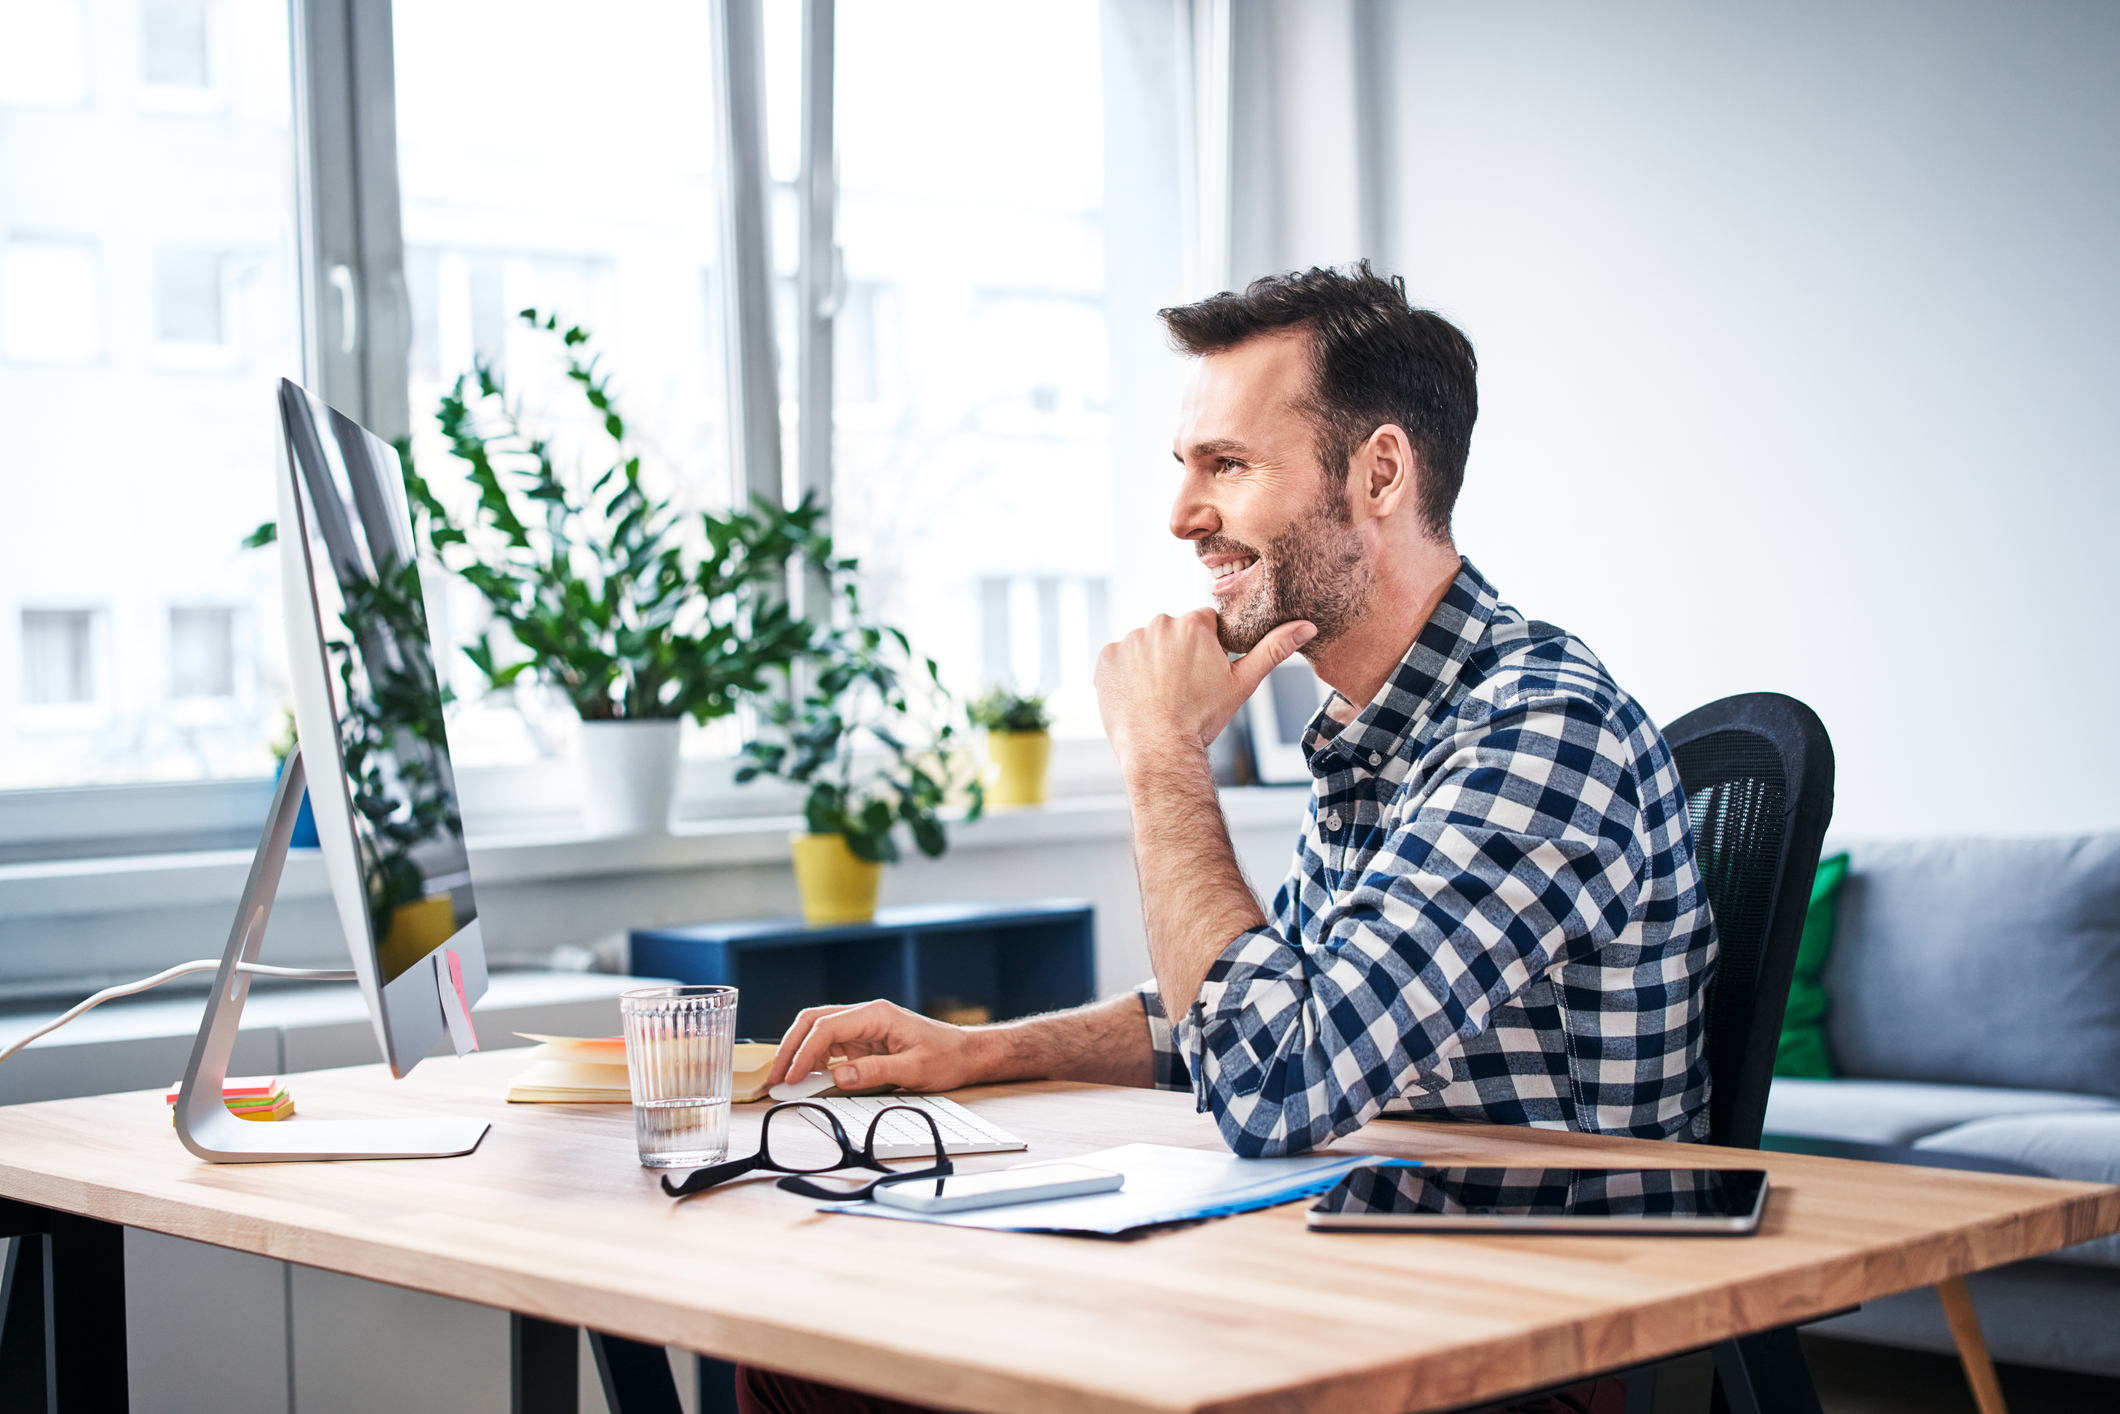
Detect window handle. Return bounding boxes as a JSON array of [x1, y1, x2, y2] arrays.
[[328, 264, 358, 354]]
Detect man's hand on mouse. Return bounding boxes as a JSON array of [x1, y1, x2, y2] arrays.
[[1093, 608, 1315, 766], [767, 999, 993, 1096]]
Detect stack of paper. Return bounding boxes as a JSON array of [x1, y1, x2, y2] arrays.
[[504, 1034, 781, 1104], [165, 1077, 294, 1123], [828, 1143, 1390, 1236]]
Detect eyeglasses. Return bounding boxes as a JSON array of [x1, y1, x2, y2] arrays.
[[659, 1101, 952, 1201]]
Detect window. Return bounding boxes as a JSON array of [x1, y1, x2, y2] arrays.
[[394, 0, 734, 767], [0, 0, 88, 107], [20, 609, 96, 706], [154, 248, 223, 344], [1, 240, 101, 364], [168, 606, 234, 699], [805, 1, 1114, 734], [0, 0, 298, 790], [139, 0, 209, 89], [3, 0, 1172, 827]]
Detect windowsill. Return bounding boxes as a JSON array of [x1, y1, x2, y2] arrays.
[[0, 786, 1312, 922]]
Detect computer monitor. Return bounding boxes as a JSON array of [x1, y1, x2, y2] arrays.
[[170, 380, 491, 1162], [275, 378, 489, 1072]]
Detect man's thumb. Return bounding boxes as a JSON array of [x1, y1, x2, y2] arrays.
[[1232, 620, 1317, 696], [833, 1054, 907, 1096]]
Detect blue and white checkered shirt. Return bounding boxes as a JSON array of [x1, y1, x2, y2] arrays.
[[1138, 560, 1716, 1157]]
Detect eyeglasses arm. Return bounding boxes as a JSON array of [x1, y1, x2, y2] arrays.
[[660, 1153, 765, 1197]]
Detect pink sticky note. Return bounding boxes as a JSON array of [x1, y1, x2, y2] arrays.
[[444, 948, 480, 1052]]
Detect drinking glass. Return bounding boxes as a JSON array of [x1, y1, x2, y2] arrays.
[[619, 985, 737, 1168]]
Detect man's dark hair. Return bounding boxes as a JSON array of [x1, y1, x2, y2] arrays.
[[1158, 262, 1477, 539]]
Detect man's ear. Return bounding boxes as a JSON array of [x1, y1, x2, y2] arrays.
[[1357, 423, 1418, 518]]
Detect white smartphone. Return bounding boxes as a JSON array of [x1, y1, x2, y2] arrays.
[[873, 1162, 1123, 1214]]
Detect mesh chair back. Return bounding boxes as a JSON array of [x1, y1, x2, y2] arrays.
[[1666, 694, 1835, 1149]]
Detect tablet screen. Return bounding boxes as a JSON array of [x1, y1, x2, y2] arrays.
[[1308, 1166, 1768, 1231]]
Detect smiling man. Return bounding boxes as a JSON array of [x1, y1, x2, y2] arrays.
[[766, 263, 1717, 1160]]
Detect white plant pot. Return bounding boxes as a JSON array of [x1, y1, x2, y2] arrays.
[[576, 719, 683, 837]]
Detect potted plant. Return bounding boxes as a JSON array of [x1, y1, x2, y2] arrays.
[[969, 688, 1054, 809], [737, 579, 983, 926], [399, 311, 826, 835]]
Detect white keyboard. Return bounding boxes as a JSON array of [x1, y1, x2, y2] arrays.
[[796, 1094, 1027, 1160]]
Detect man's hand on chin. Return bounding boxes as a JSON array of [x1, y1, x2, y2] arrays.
[[1094, 607, 1316, 769], [1096, 609, 1315, 1019]]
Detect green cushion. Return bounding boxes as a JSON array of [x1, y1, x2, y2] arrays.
[[1774, 852, 1850, 1079]]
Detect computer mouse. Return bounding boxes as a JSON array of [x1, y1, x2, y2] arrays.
[[768, 1071, 837, 1104]]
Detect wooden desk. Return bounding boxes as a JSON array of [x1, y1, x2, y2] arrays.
[[2, 1049, 2116, 1414]]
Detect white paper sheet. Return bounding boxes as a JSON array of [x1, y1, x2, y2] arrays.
[[823, 1143, 1405, 1235]]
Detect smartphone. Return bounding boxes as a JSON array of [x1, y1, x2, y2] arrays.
[[873, 1162, 1124, 1214]]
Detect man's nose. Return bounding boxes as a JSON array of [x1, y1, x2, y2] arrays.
[[1169, 472, 1219, 543]]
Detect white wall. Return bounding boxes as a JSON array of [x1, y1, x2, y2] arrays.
[[1373, 0, 2120, 838]]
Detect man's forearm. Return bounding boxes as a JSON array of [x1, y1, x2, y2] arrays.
[[1124, 744, 1268, 1024], [970, 993, 1155, 1087]]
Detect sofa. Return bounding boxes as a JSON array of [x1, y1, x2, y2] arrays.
[[1759, 834, 2120, 1375]]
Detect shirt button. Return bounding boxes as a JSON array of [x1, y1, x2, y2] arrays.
[[1368, 751, 1381, 766], [1325, 811, 1343, 832]]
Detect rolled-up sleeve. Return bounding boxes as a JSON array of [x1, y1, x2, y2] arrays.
[[1171, 697, 1648, 1157], [1134, 980, 1190, 1091]]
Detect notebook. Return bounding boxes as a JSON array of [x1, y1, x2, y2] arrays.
[[503, 1035, 780, 1103]]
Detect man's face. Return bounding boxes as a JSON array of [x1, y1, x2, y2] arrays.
[[1170, 333, 1373, 654]]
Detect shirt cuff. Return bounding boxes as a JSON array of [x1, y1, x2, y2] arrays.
[[1134, 980, 1190, 1092], [1169, 923, 1290, 1113]]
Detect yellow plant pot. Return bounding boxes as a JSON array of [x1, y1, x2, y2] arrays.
[[789, 832, 884, 927], [986, 730, 1052, 808], [377, 896, 459, 981]]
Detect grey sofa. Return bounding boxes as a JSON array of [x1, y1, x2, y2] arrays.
[[1760, 834, 2120, 1375]]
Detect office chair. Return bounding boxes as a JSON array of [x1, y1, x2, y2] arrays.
[[1668, 692, 1837, 1152], [1669, 696, 2013, 1414], [1608, 693, 1837, 1414]]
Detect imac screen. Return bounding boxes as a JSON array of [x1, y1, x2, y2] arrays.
[[280, 382, 477, 985]]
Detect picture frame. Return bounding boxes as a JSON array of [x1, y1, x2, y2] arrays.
[[1246, 658, 1326, 785]]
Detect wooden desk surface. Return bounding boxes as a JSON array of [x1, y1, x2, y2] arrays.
[[2, 1050, 2114, 1414]]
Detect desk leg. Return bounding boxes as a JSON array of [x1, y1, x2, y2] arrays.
[[1, 1203, 129, 1414], [2, 1236, 49, 1410], [513, 1313, 580, 1414], [1710, 1325, 1823, 1414], [588, 1331, 683, 1414]]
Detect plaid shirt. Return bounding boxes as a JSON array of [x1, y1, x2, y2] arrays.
[[1138, 560, 1716, 1157]]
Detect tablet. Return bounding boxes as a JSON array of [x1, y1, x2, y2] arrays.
[[1306, 1165, 1769, 1234]]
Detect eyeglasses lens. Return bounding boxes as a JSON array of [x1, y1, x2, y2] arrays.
[[758, 1106, 854, 1174]]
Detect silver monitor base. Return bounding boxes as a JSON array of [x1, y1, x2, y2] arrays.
[[172, 748, 492, 1163]]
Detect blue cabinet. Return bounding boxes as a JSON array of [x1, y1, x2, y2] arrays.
[[628, 899, 1096, 1041]]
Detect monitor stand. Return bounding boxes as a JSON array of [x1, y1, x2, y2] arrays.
[[172, 747, 492, 1163]]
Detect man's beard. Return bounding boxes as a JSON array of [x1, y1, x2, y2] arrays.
[[1204, 488, 1373, 655]]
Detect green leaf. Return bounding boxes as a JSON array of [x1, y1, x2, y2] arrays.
[[241, 521, 277, 549]]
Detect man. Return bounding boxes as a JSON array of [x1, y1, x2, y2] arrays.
[[765, 264, 1716, 1161], [741, 262, 1704, 1414], [739, 264, 1711, 1414]]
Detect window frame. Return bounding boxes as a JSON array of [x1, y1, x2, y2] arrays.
[[0, 0, 823, 861]]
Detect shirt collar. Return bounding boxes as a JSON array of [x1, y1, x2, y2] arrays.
[[1301, 558, 1501, 777]]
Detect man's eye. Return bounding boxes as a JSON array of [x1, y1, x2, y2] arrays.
[[1216, 457, 1243, 473]]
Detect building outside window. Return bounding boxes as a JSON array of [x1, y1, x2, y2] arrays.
[[1, 0, 1165, 807], [153, 249, 224, 345], [19, 608, 98, 707], [139, 0, 211, 90], [768, 0, 1115, 735], [0, 0, 298, 788], [167, 605, 235, 699]]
